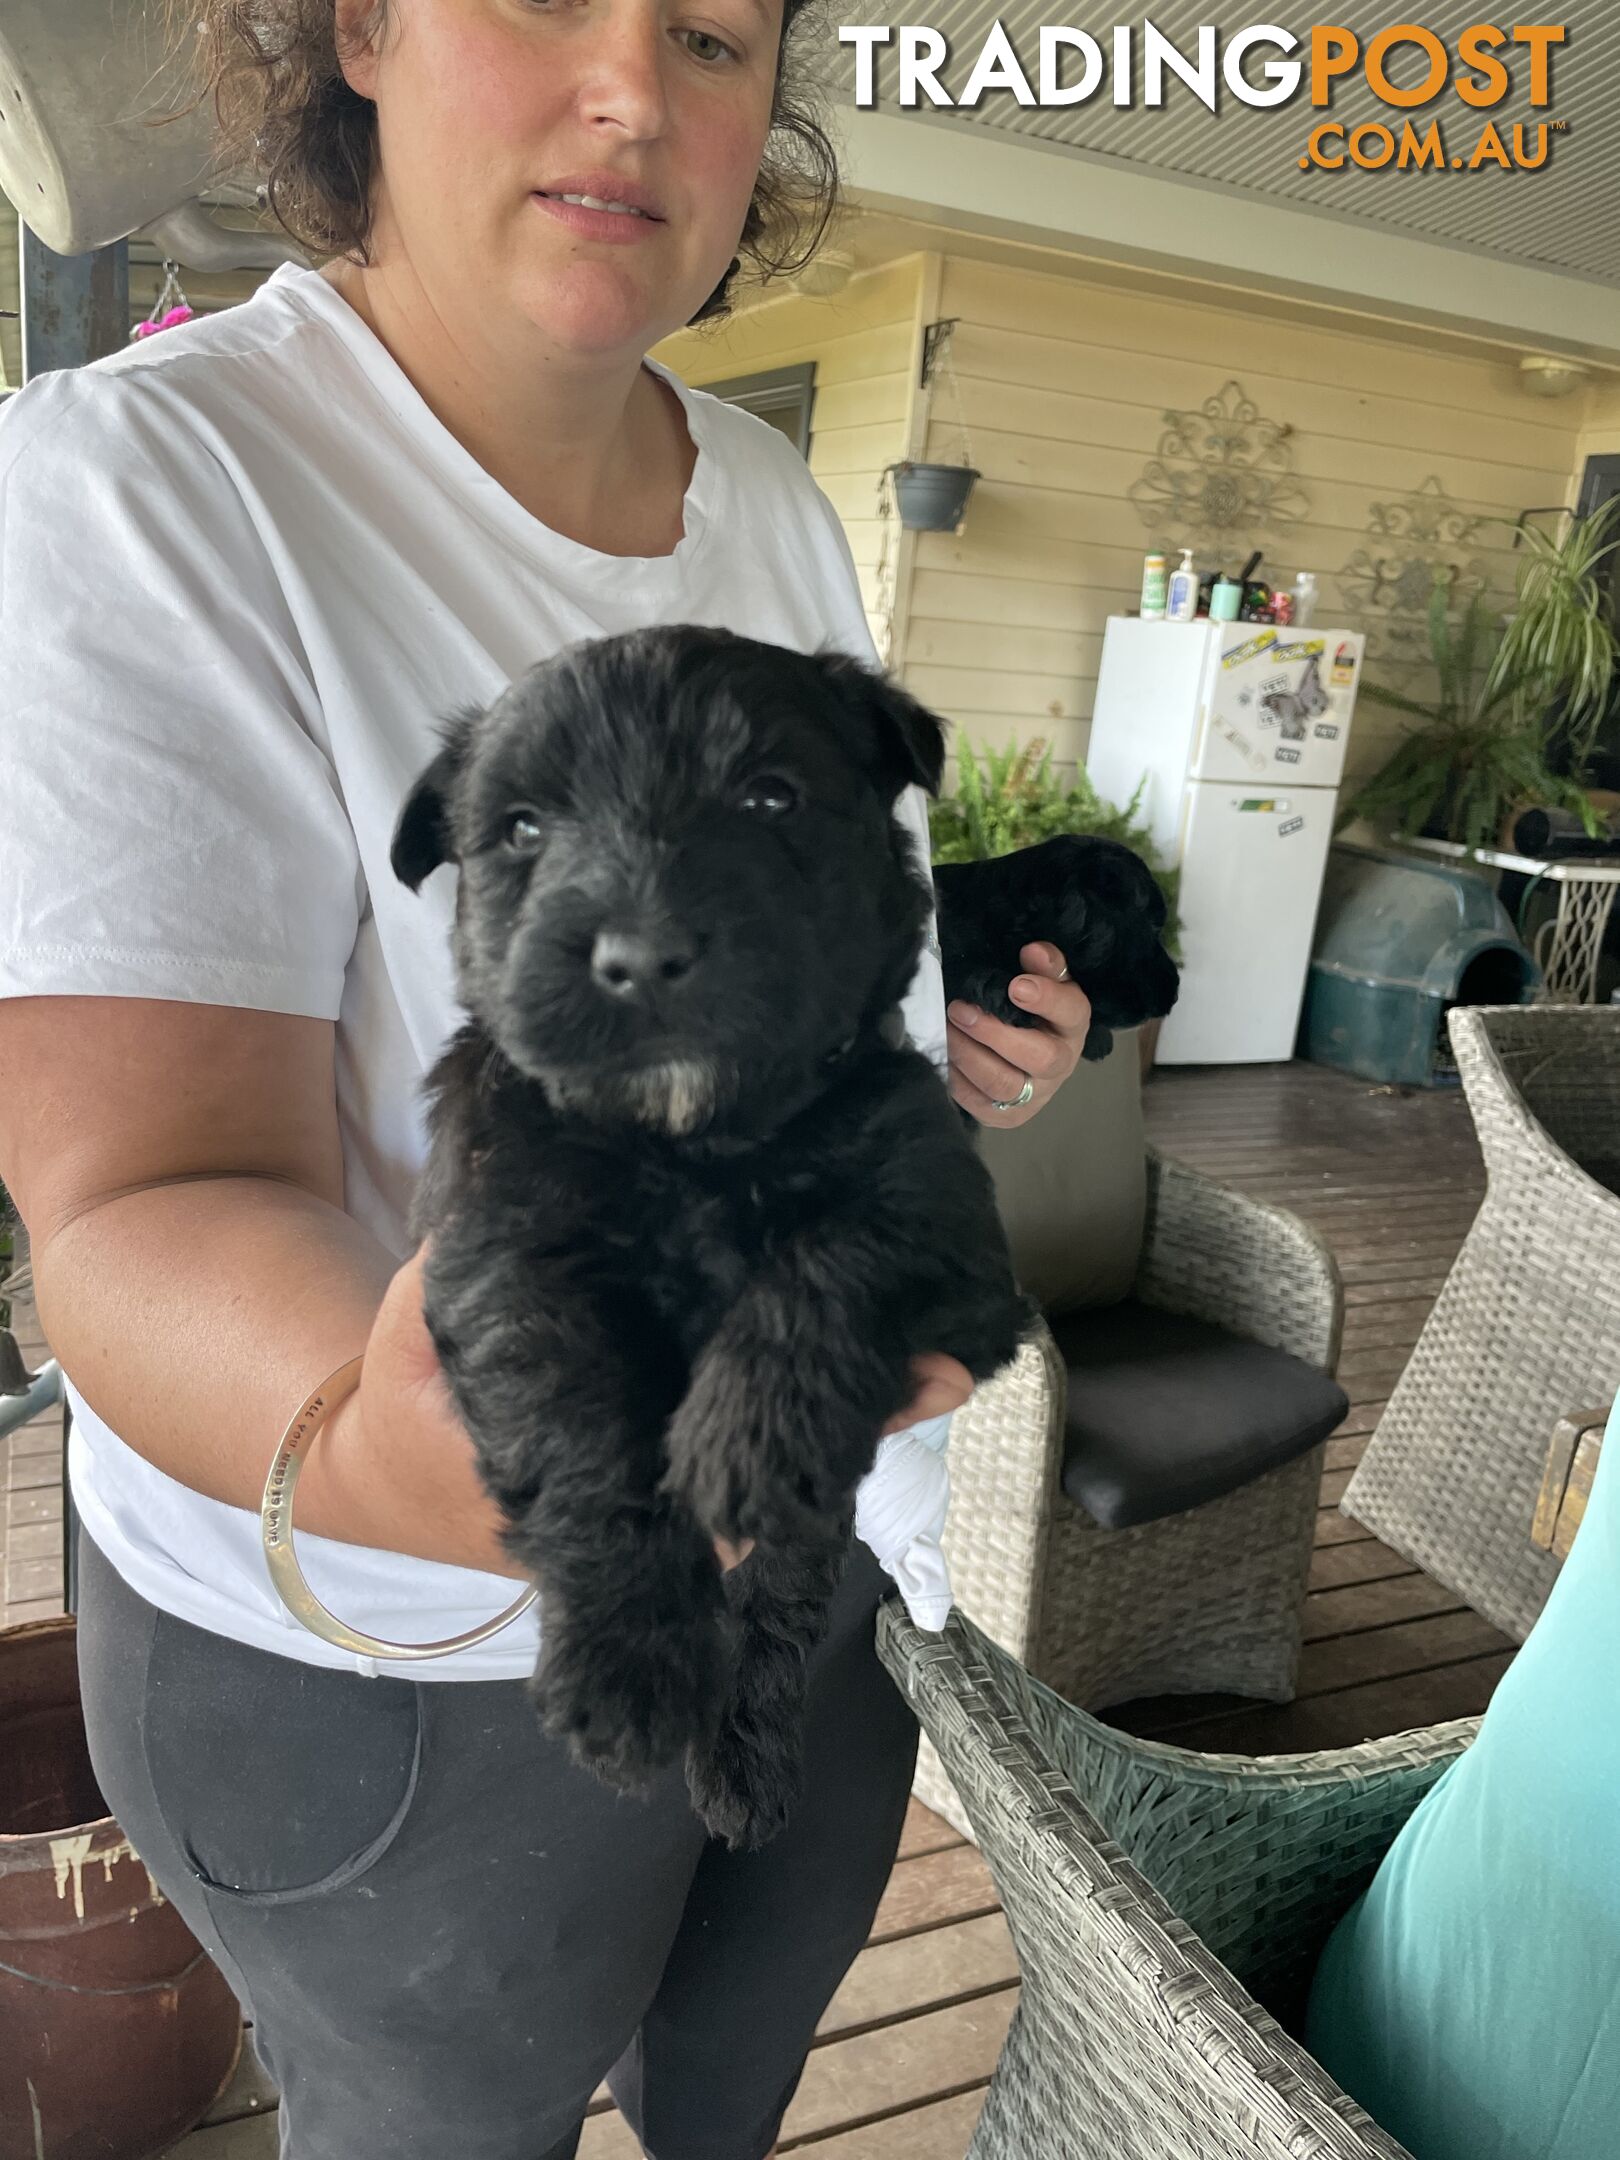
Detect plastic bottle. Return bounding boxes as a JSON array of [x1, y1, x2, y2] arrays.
[[1209, 576, 1242, 622], [1292, 571, 1318, 628], [1139, 552, 1168, 619], [1165, 549, 1198, 622]]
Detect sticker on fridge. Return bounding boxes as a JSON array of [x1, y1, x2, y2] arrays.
[[1259, 655, 1329, 740], [1220, 630, 1278, 670], [1213, 716, 1268, 773]]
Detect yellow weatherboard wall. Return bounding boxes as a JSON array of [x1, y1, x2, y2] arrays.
[[901, 252, 1588, 789], [1577, 377, 1620, 467], [662, 238, 1600, 794], [652, 254, 926, 660]]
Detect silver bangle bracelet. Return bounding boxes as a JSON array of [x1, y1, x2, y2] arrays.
[[260, 1354, 537, 1661]]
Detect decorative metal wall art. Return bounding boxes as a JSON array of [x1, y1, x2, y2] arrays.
[[1338, 475, 1496, 664], [1128, 379, 1311, 542]]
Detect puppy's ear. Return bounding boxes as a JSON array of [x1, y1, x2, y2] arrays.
[[390, 707, 479, 892], [814, 650, 949, 802]]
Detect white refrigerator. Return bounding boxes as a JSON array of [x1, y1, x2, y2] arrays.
[[1086, 616, 1365, 1065]]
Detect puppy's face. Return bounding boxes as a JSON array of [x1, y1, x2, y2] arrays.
[[392, 626, 946, 1136]]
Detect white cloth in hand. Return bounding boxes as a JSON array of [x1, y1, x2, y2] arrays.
[[853, 1414, 954, 1631]]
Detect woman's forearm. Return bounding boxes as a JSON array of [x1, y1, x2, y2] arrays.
[[33, 1175, 517, 1575]]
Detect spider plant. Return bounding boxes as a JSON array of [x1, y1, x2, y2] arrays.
[[1498, 496, 1620, 771], [1340, 498, 1620, 854], [928, 733, 1181, 953]]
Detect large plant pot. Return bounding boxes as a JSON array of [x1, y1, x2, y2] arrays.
[[889, 461, 979, 533], [0, 2, 214, 255], [0, 1615, 241, 2160]]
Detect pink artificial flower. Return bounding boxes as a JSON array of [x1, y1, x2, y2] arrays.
[[133, 304, 197, 340]]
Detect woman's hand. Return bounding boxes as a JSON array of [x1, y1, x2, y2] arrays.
[[310, 1241, 530, 1579], [345, 1246, 765, 1576], [946, 941, 1093, 1127], [881, 1351, 975, 1436]]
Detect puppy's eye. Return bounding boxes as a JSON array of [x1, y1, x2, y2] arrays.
[[503, 807, 544, 852], [737, 774, 799, 815]]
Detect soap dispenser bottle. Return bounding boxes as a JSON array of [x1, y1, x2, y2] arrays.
[[1166, 548, 1198, 622]]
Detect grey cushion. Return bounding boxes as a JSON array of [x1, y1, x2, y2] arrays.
[[1052, 1300, 1348, 1531]]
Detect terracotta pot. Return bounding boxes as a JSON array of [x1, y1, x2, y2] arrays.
[[0, 1616, 241, 2160], [1137, 1018, 1163, 1077]]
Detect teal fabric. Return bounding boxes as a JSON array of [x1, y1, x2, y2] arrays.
[[1306, 1394, 1620, 2160]]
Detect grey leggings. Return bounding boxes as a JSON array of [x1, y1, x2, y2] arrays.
[[75, 1530, 918, 2160]]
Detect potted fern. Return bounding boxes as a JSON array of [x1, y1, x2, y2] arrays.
[[929, 735, 1180, 1070], [1340, 500, 1620, 854]]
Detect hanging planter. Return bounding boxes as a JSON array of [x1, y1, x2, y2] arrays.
[[131, 260, 197, 341], [883, 318, 981, 536], [887, 460, 981, 533]]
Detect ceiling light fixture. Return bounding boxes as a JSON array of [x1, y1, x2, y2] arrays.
[[1519, 354, 1592, 400]]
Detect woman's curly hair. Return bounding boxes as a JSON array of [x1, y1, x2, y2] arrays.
[[173, 0, 841, 325]]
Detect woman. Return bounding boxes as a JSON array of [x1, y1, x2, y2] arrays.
[[0, 4, 1090, 2155]]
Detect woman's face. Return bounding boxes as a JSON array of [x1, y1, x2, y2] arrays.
[[337, 0, 785, 356]]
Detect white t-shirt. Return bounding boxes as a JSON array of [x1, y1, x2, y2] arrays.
[[0, 261, 955, 1679]]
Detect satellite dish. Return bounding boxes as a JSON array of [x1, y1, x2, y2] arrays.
[[0, 0, 304, 270]]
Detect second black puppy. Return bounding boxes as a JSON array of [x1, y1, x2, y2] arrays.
[[933, 835, 1179, 1066], [391, 624, 1034, 1850]]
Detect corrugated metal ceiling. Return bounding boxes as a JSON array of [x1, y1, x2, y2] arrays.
[[827, 1, 1620, 290]]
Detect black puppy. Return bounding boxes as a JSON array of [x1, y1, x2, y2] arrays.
[[390, 626, 1176, 1848], [933, 836, 1179, 1065], [391, 625, 1034, 1849]]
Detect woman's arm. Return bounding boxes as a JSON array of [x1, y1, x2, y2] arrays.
[[0, 993, 519, 1576]]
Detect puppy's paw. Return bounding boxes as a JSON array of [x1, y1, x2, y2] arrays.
[[689, 1450, 850, 1549], [686, 1719, 802, 1852], [533, 1619, 727, 1793], [664, 1357, 859, 1545]]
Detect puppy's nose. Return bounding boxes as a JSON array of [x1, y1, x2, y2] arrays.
[[590, 926, 703, 1000]]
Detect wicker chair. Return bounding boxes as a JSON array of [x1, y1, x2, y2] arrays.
[[916, 1141, 1342, 1835], [880, 1601, 1474, 2160], [1344, 1004, 1620, 1643]]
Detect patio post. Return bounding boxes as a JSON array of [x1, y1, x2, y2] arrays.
[[20, 220, 129, 381], [14, 219, 127, 1609]]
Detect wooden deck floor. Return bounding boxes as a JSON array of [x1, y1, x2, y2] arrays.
[[2, 1059, 1507, 2158]]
